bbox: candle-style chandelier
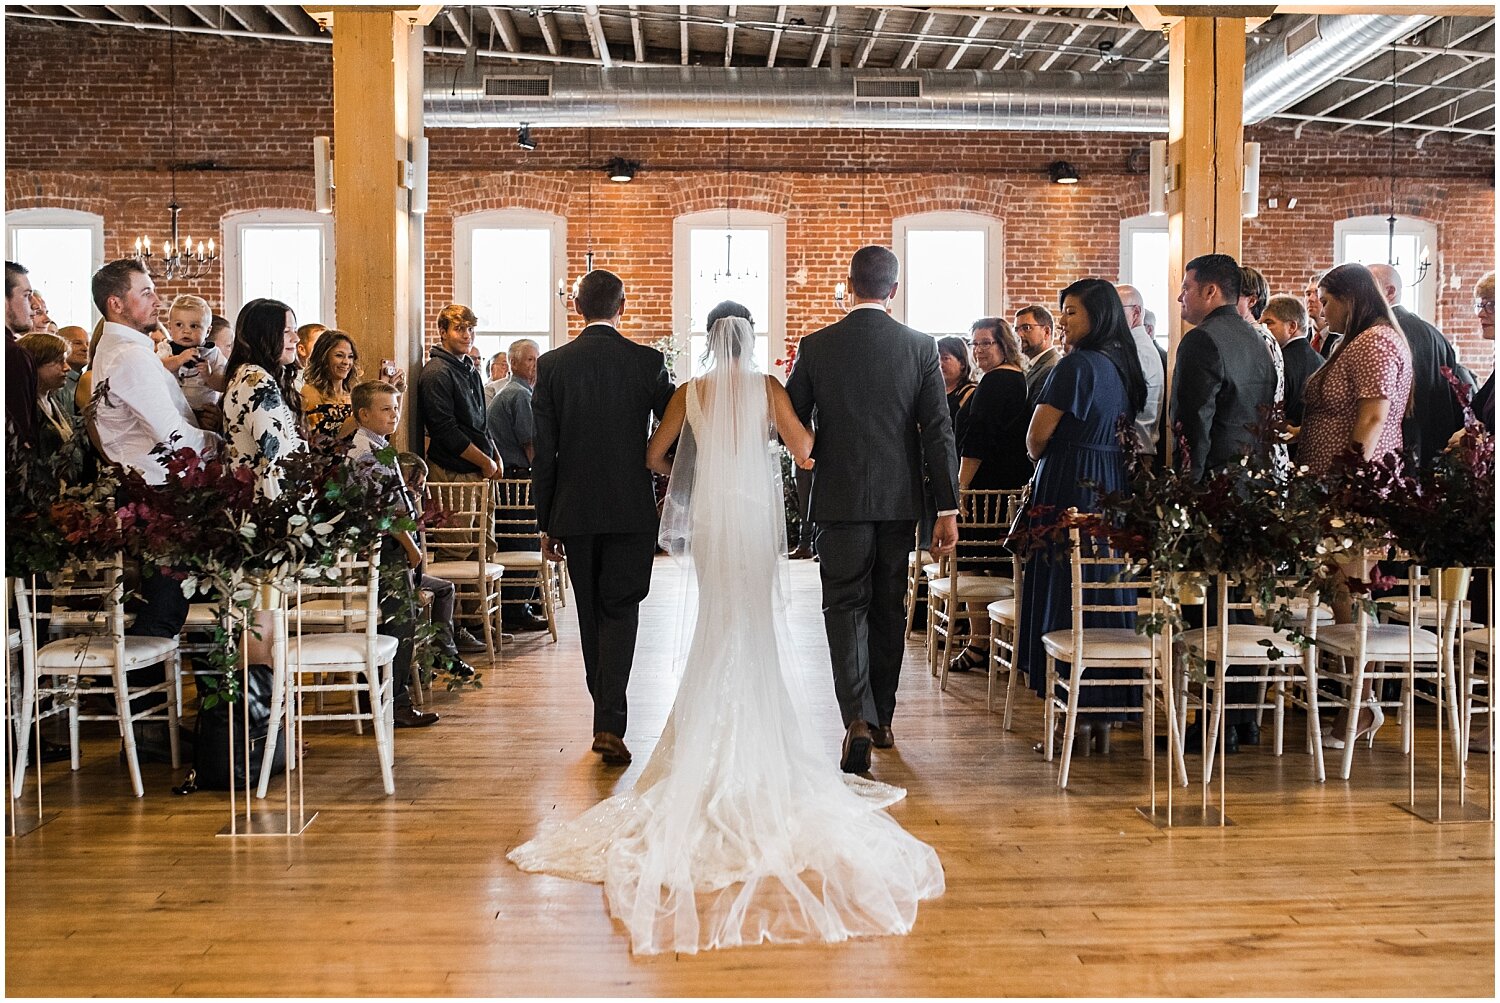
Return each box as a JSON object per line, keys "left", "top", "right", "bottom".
{"left": 702, "top": 128, "right": 757, "bottom": 286}
{"left": 132, "top": 8, "right": 218, "bottom": 282}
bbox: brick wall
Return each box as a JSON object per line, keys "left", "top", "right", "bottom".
{"left": 7, "top": 19, "right": 1495, "bottom": 372}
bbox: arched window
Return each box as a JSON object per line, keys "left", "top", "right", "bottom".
{"left": 1120, "top": 214, "right": 1170, "bottom": 348}
{"left": 223, "top": 209, "right": 335, "bottom": 328}
{"left": 892, "top": 211, "right": 1004, "bottom": 337}
{"left": 1335, "top": 215, "right": 1439, "bottom": 322}
{"left": 454, "top": 208, "right": 568, "bottom": 362}
{"left": 672, "top": 209, "right": 786, "bottom": 378}
{"left": 5, "top": 208, "right": 105, "bottom": 329}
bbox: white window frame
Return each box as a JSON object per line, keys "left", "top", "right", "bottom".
{"left": 222, "top": 208, "right": 336, "bottom": 327}
{"left": 891, "top": 211, "right": 1005, "bottom": 334}
{"left": 5, "top": 207, "right": 106, "bottom": 326}
{"left": 671, "top": 208, "right": 787, "bottom": 379}
{"left": 1120, "top": 214, "right": 1171, "bottom": 349}
{"left": 1334, "top": 215, "right": 1439, "bottom": 322}
{"left": 454, "top": 208, "right": 568, "bottom": 359}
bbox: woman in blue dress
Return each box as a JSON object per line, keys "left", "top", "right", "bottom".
{"left": 1017, "top": 278, "right": 1147, "bottom": 753}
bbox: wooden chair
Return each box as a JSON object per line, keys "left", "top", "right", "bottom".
{"left": 259, "top": 552, "right": 397, "bottom": 797}
{"left": 1461, "top": 623, "right": 1492, "bottom": 760}
{"left": 424, "top": 481, "right": 505, "bottom": 660}
{"left": 11, "top": 555, "right": 182, "bottom": 798}
{"left": 492, "top": 478, "right": 557, "bottom": 642}
{"left": 903, "top": 539, "right": 935, "bottom": 637}
{"left": 928, "top": 488, "right": 1023, "bottom": 689}
{"left": 986, "top": 546, "right": 1025, "bottom": 727}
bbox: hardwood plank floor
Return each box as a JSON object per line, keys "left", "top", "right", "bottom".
{"left": 6, "top": 557, "right": 1494, "bottom": 996}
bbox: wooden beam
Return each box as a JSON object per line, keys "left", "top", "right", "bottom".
{"left": 627, "top": 3, "right": 645, "bottom": 63}
{"left": 223, "top": 5, "right": 278, "bottom": 33}
{"left": 444, "top": 8, "right": 470, "bottom": 48}
{"left": 854, "top": 9, "right": 888, "bottom": 69}
{"left": 766, "top": 4, "right": 787, "bottom": 67}
{"left": 807, "top": 5, "right": 838, "bottom": 68}
{"left": 724, "top": 3, "right": 736, "bottom": 66}
{"left": 679, "top": 4, "right": 689, "bottom": 65}
{"left": 897, "top": 12, "right": 936, "bottom": 69}
{"left": 942, "top": 13, "right": 990, "bottom": 71}
{"left": 537, "top": 9, "right": 559, "bottom": 55}
{"left": 487, "top": 6, "right": 519, "bottom": 53}
{"left": 584, "top": 4, "right": 612, "bottom": 68}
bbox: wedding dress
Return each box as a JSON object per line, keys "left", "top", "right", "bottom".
{"left": 507, "top": 317, "right": 944, "bottom": 955}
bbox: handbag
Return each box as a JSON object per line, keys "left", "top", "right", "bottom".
{"left": 176, "top": 663, "right": 287, "bottom": 793}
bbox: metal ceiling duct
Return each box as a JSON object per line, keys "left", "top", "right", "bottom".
{"left": 423, "top": 15, "right": 1436, "bottom": 131}
{"left": 425, "top": 67, "right": 1168, "bottom": 131}
{"left": 1242, "top": 13, "right": 1436, "bottom": 124}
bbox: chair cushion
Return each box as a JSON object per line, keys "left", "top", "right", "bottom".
{"left": 491, "top": 551, "right": 545, "bottom": 568}
{"left": 909, "top": 550, "right": 934, "bottom": 566}
{"left": 928, "top": 576, "right": 1015, "bottom": 601}
{"left": 1315, "top": 623, "right": 1440, "bottom": 658}
{"left": 1463, "top": 627, "right": 1493, "bottom": 649}
{"left": 285, "top": 633, "right": 399, "bottom": 667}
{"left": 425, "top": 560, "right": 505, "bottom": 582}
{"left": 987, "top": 598, "right": 1017, "bottom": 622}
{"left": 1181, "top": 625, "right": 1306, "bottom": 660}
{"left": 1041, "top": 628, "right": 1154, "bottom": 662}
{"left": 36, "top": 634, "right": 177, "bottom": 671}
{"left": 922, "top": 562, "right": 942, "bottom": 579}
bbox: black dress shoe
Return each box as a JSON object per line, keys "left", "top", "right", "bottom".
{"left": 840, "top": 721, "right": 872, "bottom": 774}
{"left": 871, "top": 724, "right": 894, "bottom": 749}
{"left": 1235, "top": 721, "right": 1261, "bottom": 746}
{"left": 440, "top": 656, "right": 477, "bottom": 679}
{"left": 38, "top": 738, "right": 70, "bottom": 763}
{"left": 393, "top": 704, "right": 440, "bottom": 728}
{"left": 592, "top": 731, "right": 632, "bottom": 765}
{"left": 1171, "top": 721, "right": 1239, "bottom": 755}
{"left": 788, "top": 546, "right": 814, "bottom": 560}
{"left": 504, "top": 612, "right": 550, "bottom": 632}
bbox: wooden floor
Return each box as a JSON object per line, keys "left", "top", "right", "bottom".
{"left": 5, "top": 557, "right": 1494, "bottom": 996}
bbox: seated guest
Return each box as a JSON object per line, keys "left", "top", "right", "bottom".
{"left": 209, "top": 313, "right": 234, "bottom": 359}
{"left": 17, "top": 331, "right": 76, "bottom": 474}
{"left": 1018, "top": 278, "right": 1146, "bottom": 752}
{"left": 486, "top": 337, "right": 549, "bottom": 632}
{"left": 1262, "top": 294, "right": 1322, "bottom": 429}
{"left": 1300, "top": 263, "right": 1413, "bottom": 749}
{"left": 300, "top": 329, "right": 361, "bottom": 440}
{"left": 937, "top": 335, "right": 978, "bottom": 464}
{"left": 54, "top": 325, "right": 89, "bottom": 423}
{"left": 483, "top": 351, "right": 509, "bottom": 406}
{"left": 223, "top": 299, "right": 306, "bottom": 500}
{"left": 398, "top": 450, "right": 490, "bottom": 660}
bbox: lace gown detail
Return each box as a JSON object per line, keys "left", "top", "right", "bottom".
{"left": 508, "top": 332, "right": 944, "bottom": 956}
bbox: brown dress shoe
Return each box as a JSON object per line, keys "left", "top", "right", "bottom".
{"left": 871, "top": 724, "right": 894, "bottom": 749}
{"left": 592, "top": 731, "right": 632, "bottom": 765}
{"left": 840, "top": 720, "right": 873, "bottom": 774}
{"left": 393, "top": 704, "right": 440, "bottom": 728}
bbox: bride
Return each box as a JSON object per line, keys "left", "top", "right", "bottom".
{"left": 507, "top": 314, "right": 945, "bottom": 955}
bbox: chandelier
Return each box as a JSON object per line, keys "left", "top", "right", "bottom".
{"left": 132, "top": 9, "right": 218, "bottom": 282}
{"left": 704, "top": 129, "right": 756, "bottom": 285}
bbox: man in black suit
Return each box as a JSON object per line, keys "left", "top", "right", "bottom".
{"left": 1171, "top": 253, "right": 1279, "bottom": 480}
{"left": 1366, "top": 263, "right": 1472, "bottom": 471}
{"left": 533, "top": 270, "right": 674, "bottom": 766}
{"left": 1262, "top": 294, "right": 1323, "bottom": 432}
{"left": 787, "top": 246, "right": 959, "bottom": 774}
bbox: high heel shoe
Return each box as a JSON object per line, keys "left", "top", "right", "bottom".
{"left": 947, "top": 645, "right": 986, "bottom": 674}
{"left": 1322, "top": 699, "right": 1386, "bottom": 750}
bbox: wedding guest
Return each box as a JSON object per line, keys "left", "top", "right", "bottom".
{"left": 1471, "top": 271, "right": 1495, "bottom": 436}
{"left": 53, "top": 325, "right": 89, "bottom": 422}
{"left": 209, "top": 314, "right": 234, "bottom": 358}
{"left": 6, "top": 261, "right": 40, "bottom": 449}
{"left": 1114, "top": 283, "right": 1166, "bottom": 459}
{"left": 1171, "top": 254, "right": 1278, "bottom": 479}
{"left": 1015, "top": 304, "right": 1060, "bottom": 406}
{"left": 17, "top": 331, "right": 75, "bottom": 472}
{"left": 1143, "top": 308, "right": 1158, "bottom": 343}
{"left": 486, "top": 337, "right": 549, "bottom": 632}
{"left": 292, "top": 322, "right": 325, "bottom": 392}
{"left": 300, "top": 328, "right": 361, "bottom": 440}
{"left": 397, "top": 450, "right": 487, "bottom": 665}
{"left": 483, "top": 351, "right": 510, "bottom": 406}
{"left": 163, "top": 294, "right": 228, "bottom": 428}
{"left": 347, "top": 380, "right": 441, "bottom": 728}
{"left": 418, "top": 304, "right": 501, "bottom": 483}
{"left": 938, "top": 335, "right": 977, "bottom": 464}
{"left": 1367, "top": 263, "right": 1468, "bottom": 470}
{"left": 1017, "top": 278, "right": 1146, "bottom": 752}
{"left": 968, "top": 317, "right": 1004, "bottom": 376}
{"left": 28, "top": 290, "right": 57, "bottom": 334}
{"left": 1307, "top": 269, "right": 1338, "bottom": 358}
{"left": 223, "top": 298, "right": 306, "bottom": 499}
{"left": 1262, "top": 294, "right": 1322, "bottom": 429}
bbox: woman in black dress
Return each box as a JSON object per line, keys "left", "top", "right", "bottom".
{"left": 937, "top": 335, "right": 978, "bottom": 465}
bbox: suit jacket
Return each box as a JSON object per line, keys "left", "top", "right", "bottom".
{"left": 1025, "top": 346, "right": 1062, "bottom": 407}
{"left": 1170, "top": 304, "right": 1278, "bottom": 480}
{"left": 1280, "top": 336, "right": 1324, "bottom": 427}
{"left": 1392, "top": 304, "right": 1464, "bottom": 470}
{"left": 786, "top": 307, "right": 958, "bottom": 522}
{"left": 531, "top": 324, "right": 673, "bottom": 537}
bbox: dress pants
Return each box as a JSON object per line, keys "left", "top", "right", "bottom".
{"left": 558, "top": 531, "right": 656, "bottom": 737}
{"left": 815, "top": 520, "right": 913, "bottom": 729}
{"left": 123, "top": 565, "right": 188, "bottom": 712}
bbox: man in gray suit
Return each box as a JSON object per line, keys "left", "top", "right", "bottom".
{"left": 787, "top": 246, "right": 959, "bottom": 774}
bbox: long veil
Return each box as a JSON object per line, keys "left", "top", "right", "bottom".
{"left": 509, "top": 317, "right": 945, "bottom": 955}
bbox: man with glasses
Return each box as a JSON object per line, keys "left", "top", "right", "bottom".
{"left": 1472, "top": 274, "right": 1495, "bottom": 436}
{"left": 1014, "top": 304, "right": 1060, "bottom": 407}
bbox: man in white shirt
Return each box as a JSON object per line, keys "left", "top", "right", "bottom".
{"left": 1114, "top": 283, "right": 1167, "bottom": 459}
{"left": 91, "top": 259, "right": 221, "bottom": 485}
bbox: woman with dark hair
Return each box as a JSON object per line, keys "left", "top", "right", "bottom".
{"left": 1016, "top": 278, "right": 1145, "bottom": 753}
{"left": 223, "top": 298, "right": 306, "bottom": 500}
{"left": 16, "top": 331, "right": 76, "bottom": 473}
{"left": 937, "top": 335, "right": 978, "bottom": 463}
{"left": 300, "top": 329, "right": 361, "bottom": 439}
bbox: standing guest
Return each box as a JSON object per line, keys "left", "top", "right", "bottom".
{"left": 1143, "top": 308, "right": 1158, "bottom": 343}
{"left": 6, "top": 261, "right": 39, "bottom": 449}
{"left": 1307, "top": 270, "right": 1339, "bottom": 358}
{"left": 532, "top": 270, "right": 675, "bottom": 766}
{"left": 1016, "top": 304, "right": 1061, "bottom": 407}
{"left": 419, "top": 304, "right": 501, "bottom": 484}
{"left": 1367, "top": 263, "right": 1469, "bottom": 471}
{"left": 1471, "top": 272, "right": 1496, "bottom": 436}
{"left": 28, "top": 291, "right": 57, "bottom": 335}
{"left": 937, "top": 335, "right": 978, "bottom": 464}
{"left": 1171, "top": 254, "right": 1278, "bottom": 479}
{"left": 486, "top": 337, "right": 549, "bottom": 632}
{"left": 484, "top": 351, "right": 510, "bottom": 406}
{"left": 346, "top": 380, "right": 441, "bottom": 728}
{"left": 1262, "top": 294, "right": 1323, "bottom": 429}
{"left": 17, "top": 332, "right": 75, "bottom": 472}
{"left": 208, "top": 314, "right": 234, "bottom": 359}
{"left": 300, "top": 329, "right": 361, "bottom": 440}
{"left": 1114, "top": 283, "right": 1167, "bottom": 459}
{"left": 292, "top": 322, "right": 325, "bottom": 393}
{"left": 1299, "top": 263, "right": 1413, "bottom": 749}
{"left": 1237, "top": 266, "right": 1289, "bottom": 475}
{"left": 223, "top": 299, "right": 305, "bottom": 499}
{"left": 54, "top": 324, "right": 89, "bottom": 423}
{"left": 968, "top": 317, "right": 1005, "bottom": 376}
{"left": 787, "top": 245, "right": 958, "bottom": 772}
{"left": 1017, "top": 279, "right": 1146, "bottom": 751}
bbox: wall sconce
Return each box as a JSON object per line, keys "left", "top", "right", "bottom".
{"left": 833, "top": 282, "right": 847, "bottom": 312}
{"left": 1049, "top": 161, "right": 1080, "bottom": 185}
{"left": 517, "top": 123, "right": 536, "bottom": 151}
{"left": 606, "top": 157, "right": 639, "bottom": 183}
{"left": 1147, "top": 140, "right": 1167, "bottom": 216}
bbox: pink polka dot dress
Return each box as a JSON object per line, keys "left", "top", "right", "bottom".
{"left": 1299, "top": 323, "right": 1412, "bottom": 478}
